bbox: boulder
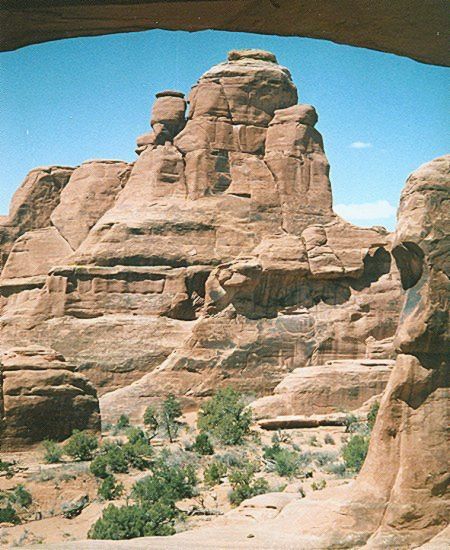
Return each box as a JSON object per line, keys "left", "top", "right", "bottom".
{"left": 151, "top": 90, "right": 186, "bottom": 144}
{"left": 0, "top": 346, "right": 100, "bottom": 450}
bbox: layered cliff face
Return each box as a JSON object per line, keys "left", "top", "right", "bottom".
{"left": 0, "top": 49, "right": 403, "bottom": 429}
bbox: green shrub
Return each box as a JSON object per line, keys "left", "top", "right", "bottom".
{"left": 308, "top": 435, "right": 320, "bottom": 447}
{"left": 204, "top": 460, "right": 227, "bottom": 487}
{"left": 342, "top": 435, "right": 369, "bottom": 472}
{"left": 90, "top": 455, "right": 109, "bottom": 479}
{"left": 367, "top": 401, "right": 380, "bottom": 430}
{"left": 297, "top": 451, "right": 312, "bottom": 467}
{"left": 228, "top": 461, "right": 269, "bottom": 505}
{"left": 42, "top": 440, "right": 63, "bottom": 464}
{"left": 343, "top": 414, "right": 359, "bottom": 433}
{"left": 116, "top": 414, "right": 130, "bottom": 430}
{"left": 198, "top": 387, "right": 252, "bottom": 446}
{"left": 143, "top": 406, "right": 159, "bottom": 437}
{"left": 122, "top": 441, "right": 152, "bottom": 470}
{"left": 64, "top": 430, "right": 98, "bottom": 461}
{"left": 160, "top": 394, "right": 183, "bottom": 442}
{"left": 192, "top": 432, "right": 214, "bottom": 456}
{"left": 273, "top": 449, "right": 302, "bottom": 478}
{"left": 126, "top": 427, "right": 148, "bottom": 446}
{"left": 88, "top": 449, "right": 197, "bottom": 540}
{"left": 0, "top": 460, "right": 14, "bottom": 478}
{"left": 104, "top": 444, "right": 129, "bottom": 474}
{"left": 0, "top": 485, "right": 32, "bottom": 525}
{"left": 88, "top": 503, "right": 177, "bottom": 539}
{"left": 311, "top": 479, "right": 327, "bottom": 491}
{"left": 131, "top": 459, "right": 197, "bottom": 506}
{"left": 215, "top": 452, "right": 242, "bottom": 468}
{"left": 324, "top": 434, "right": 335, "bottom": 445}
{"left": 98, "top": 475, "right": 124, "bottom": 501}
{"left": 9, "top": 485, "right": 32, "bottom": 508}
{"left": 97, "top": 436, "right": 153, "bottom": 474}
{"left": 325, "top": 461, "right": 348, "bottom": 478}
{"left": 262, "top": 438, "right": 282, "bottom": 461}
{"left": 263, "top": 437, "right": 304, "bottom": 477}
{"left": 0, "top": 459, "right": 13, "bottom": 471}
{"left": 0, "top": 503, "right": 20, "bottom": 524}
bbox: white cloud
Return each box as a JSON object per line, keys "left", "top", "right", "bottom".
{"left": 334, "top": 199, "right": 396, "bottom": 221}
{"left": 350, "top": 141, "right": 373, "bottom": 149}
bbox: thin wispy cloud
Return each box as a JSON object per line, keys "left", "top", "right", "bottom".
{"left": 334, "top": 199, "right": 396, "bottom": 221}
{"left": 350, "top": 141, "right": 373, "bottom": 149}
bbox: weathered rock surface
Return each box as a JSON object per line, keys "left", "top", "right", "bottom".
{"left": 0, "top": 227, "right": 73, "bottom": 280}
{"left": 350, "top": 155, "right": 450, "bottom": 547}
{"left": 0, "top": 346, "right": 100, "bottom": 449}
{"left": 0, "top": 166, "right": 74, "bottom": 271}
{"left": 151, "top": 90, "right": 186, "bottom": 144}
{"left": 251, "top": 359, "right": 394, "bottom": 419}
{"left": 51, "top": 160, "right": 132, "bottom": 249}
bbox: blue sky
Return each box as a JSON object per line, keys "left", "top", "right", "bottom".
{"left": 0, "top": 29, "right": 448, "bottom": 230}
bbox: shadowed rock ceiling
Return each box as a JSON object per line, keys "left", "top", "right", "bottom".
{"left": 0, "top": 0, "right": 448, "bottom": 66}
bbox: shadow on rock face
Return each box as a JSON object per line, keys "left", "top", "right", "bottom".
{"left": 350, "top": 246, "right": 392, "bottom": 291}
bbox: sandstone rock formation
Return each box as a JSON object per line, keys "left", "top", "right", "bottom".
{"left": 1, "top": 1, "right": 448, "bottom": 67}
{"left": 0, "top": 51, "right": 403, "bottom": 406}
{"left": 0, "top": 166, "right": 74, "bottom": 272}
{"left": 150, "top": 90, "right": 187, "bottom": 145}
{"left": 0, "top": 48, "right": 447, "bottom": 548}
{"left": 351, "top": 154, "right": 449, "bottom": 547}
{"left": 50, "top": 160, "right": 132, "bottom": 250}
{"left": 0, "top": 346, "right": 100, "bottom": 450}
{"left": 250, "top": 359, "right": 394, "bottom": 419}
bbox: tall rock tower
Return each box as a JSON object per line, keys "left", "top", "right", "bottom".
{"left": 0, "top": 50, "right": 402, "bottom": 416}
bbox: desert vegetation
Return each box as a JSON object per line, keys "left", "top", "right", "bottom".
{"left": 0, "top": 392, "right": 380, "bottom": 544}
